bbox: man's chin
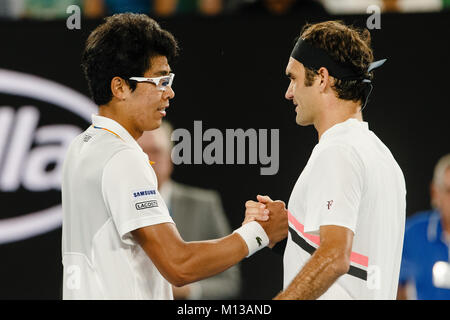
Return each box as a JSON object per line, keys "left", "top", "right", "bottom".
{"left": 143, "top": 120, "right": 162, "bottom": 132}
{"left": 295, "top": 116, "right": 311, "bottom": 126}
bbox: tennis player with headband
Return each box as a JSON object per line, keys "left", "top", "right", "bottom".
{"left": 61, "top": 13, "right": 288, "bottom": 299}
{"left": 245, "top": 21, "right": 406, "bottom": 299}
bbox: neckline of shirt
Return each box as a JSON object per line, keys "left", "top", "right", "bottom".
{"left": 319, "top": 118, "right": 369, "bottom": 143}
{"left": 91, "top": 114, "right": 143, "bottom": 152}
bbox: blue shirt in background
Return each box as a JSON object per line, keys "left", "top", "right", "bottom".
{"left": 400, "top": 210, "right": 450, "bottom": 299}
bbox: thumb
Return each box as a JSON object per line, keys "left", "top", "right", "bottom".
{"left": 257, "top": 194, "right": 273, "bottom": 204}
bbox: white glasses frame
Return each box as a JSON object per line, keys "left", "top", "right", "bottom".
{"left": 129, "top": 73, "right": 175, "bottom": 91}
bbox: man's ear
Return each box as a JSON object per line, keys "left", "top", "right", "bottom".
{"left": 110, "top": 76, "right": 131, "bottom": 101}
{"left": 317, "top": 67, "right": 331, "bottom": 93}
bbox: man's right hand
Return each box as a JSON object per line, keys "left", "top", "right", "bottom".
{"left": 244, "top": 195, "right": 288, "bottom": 248}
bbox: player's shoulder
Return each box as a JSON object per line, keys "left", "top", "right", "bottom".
{"left": 313, "top": 138, "right": 361, "bottom": 165}
{"left": 74, "top": 125, "right": 133, "bottom": 155}
{"left": 106, "top": 146, "right": 147, "bottom": 168}
{"left": 85, "top": 131, "right": 147, "bottom": 172}
{"left": 322, "top": 133, "right": 363, "bottom": 156}
{"left": 66, "top": 128, "right": 89, "bottom": 152}
{"left": 321, "top": 119, "right": 373, "bottom": 148}
{"left": 96, "top": 129, "right": 132, "bottom": 151}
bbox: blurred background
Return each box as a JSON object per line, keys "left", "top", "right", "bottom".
{"left": 0, "top": 0, "right": 449, "bottom": 299}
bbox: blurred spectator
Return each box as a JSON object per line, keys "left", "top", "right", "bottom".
{"left": 155, "top": 0, "right": 224, "bottom": 17}
{"left": 444, "top": 0, "right": 450, "bottom": 9}
{"left": 237, "top": 0, "right": 326, "bottom": 15}
{"left": 0, "top": 0, "right": 24, "bottom": 19}
{"left": 398, "top": 154, "right": 450, "bottom": 299}
{"left": 396, "top": 0, "right": 442, "bottom": 12}
{"left": 153, "top": 0, "right": 177, "bottom": 16}
{"left": 320, "top": 0, "right": 382, "bottom": 14}
{"left": 137, "top": 122, "right": 241, "bottom": 300}
{"left": 83, "top": 0, "right": 223, "bottom": 18}
{"left": 83, "top": 0, "right": 151, "bottom": 18}
{"left": 320, "top": 0, "right": 442, "bottom": 14}
{"left": 383, "top": 0, "right": 400, "bottom": 12}
{"left": 9, "top": 0, "right": 82, "bottom": 19}
{"left": 198, "top": 0, "right": 223, "bottom": 15}
{"left": 2, "top": 0, "right": 449, "bottom": 19}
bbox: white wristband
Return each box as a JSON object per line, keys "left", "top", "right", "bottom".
{"left": 233, "top": 221, "right": 269, "bottom": 257}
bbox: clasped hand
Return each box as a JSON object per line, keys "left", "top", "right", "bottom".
{"left": 243, "top": 195, "right": 288, "bottom": 248}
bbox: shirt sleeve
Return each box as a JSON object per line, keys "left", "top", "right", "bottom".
{"left": 303, "top": 144, "right": 364, "bottom": 235}
{"left": 102, "top": 148, "right": 174, "bottom": 246}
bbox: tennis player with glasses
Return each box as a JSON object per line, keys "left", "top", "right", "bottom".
{"left": 129, "top": 73, "right": 175, "bottom": 89}
{"left": 61, "top": 13, "right": 288, "bottom": 299}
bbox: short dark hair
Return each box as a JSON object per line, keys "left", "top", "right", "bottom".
{"left": 81, "top": 13, "right": 179, "bottom": 105}
{"left": 300, "top": 21, "right": 374, "bottom": 104}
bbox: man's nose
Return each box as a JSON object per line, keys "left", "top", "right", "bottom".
{"left": 285, "top": 83, "right": 293, "bottom": 100}
{"left": 164, "top": 86, "right": 175, "bottom": 99}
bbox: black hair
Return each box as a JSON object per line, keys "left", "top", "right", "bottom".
{"left": 81, "top": 13, "right": 179, "bottom": 105}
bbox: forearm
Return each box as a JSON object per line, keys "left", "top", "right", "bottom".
{"left": 133, "top": 222, "right": 265, "bottom": 288}
{"left": 171, "top": 233, "right": 247, "bottom": 286}
{"left": 275, "top": 245, "right": 348, "bottom": 300}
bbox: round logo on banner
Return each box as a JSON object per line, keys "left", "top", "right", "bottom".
{"left": 0, "top": 69, "right": 97, "bottom": 244}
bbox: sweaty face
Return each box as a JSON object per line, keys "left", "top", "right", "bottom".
{"left": 285, "top": 57, "right": 319, "bottom": 126}
{"left": 127, "top": 55, "right": 174, "bottom": 133}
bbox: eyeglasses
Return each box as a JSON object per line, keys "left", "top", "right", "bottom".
{"left": 129, "top": 73, "right": 175, "bottom": 91}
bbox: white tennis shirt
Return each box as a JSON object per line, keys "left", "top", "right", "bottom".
{"left": 284, "top": 118, "right": 406, "bottom": 299}
{"left": 61, "top": 115, "right": 174, "bottom": 299}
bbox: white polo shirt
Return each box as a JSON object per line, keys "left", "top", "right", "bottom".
{"left": 61, "top": 115, "right": 174, "bottom": 299}
{"left": 284, "top": 118, "right": 406, "bottom": 299}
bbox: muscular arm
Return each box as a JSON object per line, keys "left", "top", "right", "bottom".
{"left": 132, "top": 200, "right": 287, "bottom": 288}
{"left": 275, "top": 225, "right": 354, "bottom": 300}
{"left": 132, "top": 223, "right": 247, "bottom": 287}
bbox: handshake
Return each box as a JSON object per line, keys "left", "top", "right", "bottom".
{"left": 241, "top": 195, "right": 289, "bottom": 251}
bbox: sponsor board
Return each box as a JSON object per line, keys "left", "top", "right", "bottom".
{"left": 0, "top": 69, "right": 97, "bottom": 244}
